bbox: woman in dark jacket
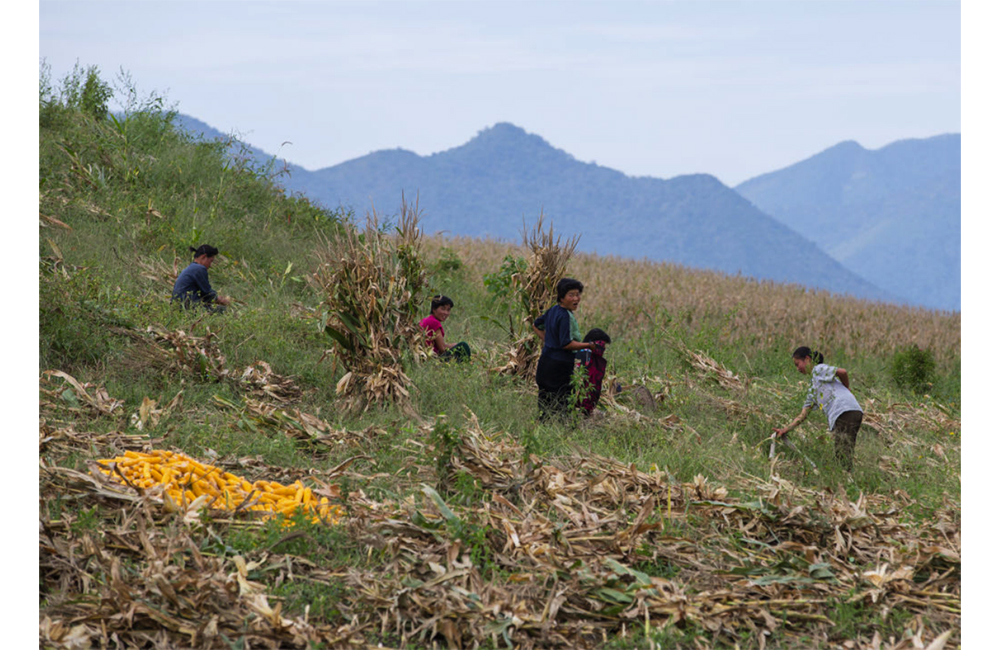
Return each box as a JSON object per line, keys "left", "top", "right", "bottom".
{"left": 532, "top": 278, "right": 596, "bottom": 421}
{"left": 171, "top": 244, "right": 231, "bottom": 313}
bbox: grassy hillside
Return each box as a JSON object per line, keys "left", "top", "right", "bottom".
{"left": 39, "top": 67, "right": 961, "bottom": 649}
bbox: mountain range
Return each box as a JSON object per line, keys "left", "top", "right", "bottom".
{"left": 175, "top": 115, "right": 958, "bottom": 311}
{"left": 735, "top": 135, "right": 959, "bottom": 311}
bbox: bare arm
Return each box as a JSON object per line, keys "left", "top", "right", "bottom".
{"left": 432, "top": 330, "right": 452, "bottom": 353}
{"left": 773, "top": 406, "right": 812, "bottom": 437}
{"left": 563, "top": 341, "right": 594, "bottom": 352}
{"left": 532, "top": 325, "right": 545, "bottom": 341}
{"left": 836, "top": 367, "right": 850, "bottom": 390}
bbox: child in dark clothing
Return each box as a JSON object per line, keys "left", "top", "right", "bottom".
{"left": 575, "top": 328, "right": 611, "bottom": 415}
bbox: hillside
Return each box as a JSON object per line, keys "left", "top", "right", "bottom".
{"left": 735, "top": 135, "right": 960, "bottom": 311}
{"left": 39, "top": 68, "right": 961, "bottom": 650}
{"left": 176, "top": 118, "right": 894, "bottom": 304}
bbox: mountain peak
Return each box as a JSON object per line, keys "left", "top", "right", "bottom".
{"left": 473, "top": 122, "right": 535, "bottom": 142}
{"left": 451, "top": 122, "right": 574, "bottom": 165}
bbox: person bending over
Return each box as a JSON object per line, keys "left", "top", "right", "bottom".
{"left": 773, "top": 346, "right": 864, "bottom": 471}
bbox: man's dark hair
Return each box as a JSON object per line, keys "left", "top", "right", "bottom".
{"left": 556, "top": 278, "right": 584, "bottom": 301}
{"left": 584, "top": 328, "right": 611, "bottom": 344}
{"left": 190, "top": 244, "right": 219, "bottom": 258}
{"left": 430, "top": 295, "right": 454, "bottom": 314}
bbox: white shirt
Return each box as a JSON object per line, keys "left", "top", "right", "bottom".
{"left": 803, "top": 364, "right": 863, "bottom": 430}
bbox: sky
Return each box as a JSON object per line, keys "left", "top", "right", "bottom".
{"left": 36, "top": 0, "right": 961, "bottom": 187}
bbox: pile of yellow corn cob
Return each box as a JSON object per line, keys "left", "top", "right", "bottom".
{"left": 97, "top": 450, "right": 341, "bottom": 524}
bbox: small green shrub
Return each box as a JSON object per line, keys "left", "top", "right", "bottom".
{"left": 482, "top": 253, "right": 526, "bottom": 299}
{"left": 890, "top": 344, "right": 936, "bottom": 394}
{"left": 58, "top": 62, "right": 113, "bottom": 121}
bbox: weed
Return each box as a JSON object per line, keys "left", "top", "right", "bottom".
{"left": 445, "top": 515, "right": 498, "bottom": 574}
{"left": 429, "top": 415, "right": 461, "bottom": 489}
{"left": 889, "top": 344, "right": 936, "bottom": 394}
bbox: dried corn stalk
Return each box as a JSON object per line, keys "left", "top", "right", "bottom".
{"left": 497, "top": 213, "right": 579, "bottom": 378}
{"left": 39, "top": 370, "right": 124, "bottom": 420}
{"left": 136, "top": 254, "right": 180, "bottom": 288}
{"left": 118, "top": 325, "right": 229, "bottom": 381}
{"left": 313, "top": 197, "right": 427, "bottom": 412}
{"left": 685, "top": 347, "right": 748, "bottom": 392}
{"left": 237, "top": 360, "right": 303, "bottom": 403}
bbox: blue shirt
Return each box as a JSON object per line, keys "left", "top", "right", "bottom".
{"left": 535, "top": 305, "right": 579, "bottom": 362}
{"left": 172, "top": 262, "right": 217, "bottom": 307}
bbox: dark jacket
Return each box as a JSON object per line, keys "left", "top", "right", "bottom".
{"left": 172, "top": 262, "right": 217, "bottom": 307}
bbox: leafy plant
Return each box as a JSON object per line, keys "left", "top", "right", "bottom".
{"left": 432, "top": 247, "right": 463, "bottom": 274}
{"left": 429, "top": 415, "right": 460, "bottom": 488}
{"left": 889, "top": 344, "right": 936, "bottom": 394}
{"left": 57, "top": 62, "right": 113, "bottom": 121}
{"left": 482, "top": 253, "right": 527, "bottom": 299}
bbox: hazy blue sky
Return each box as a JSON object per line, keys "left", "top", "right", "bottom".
{"left": 38, "top": 0, "right": 961, "bottom": 186}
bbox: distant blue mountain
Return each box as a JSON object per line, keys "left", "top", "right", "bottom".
{"left": 736, "top": 135, "right": 960, "bottom": 311}
{"left": 174, "top": 116, "right": 895, "bottom": 304}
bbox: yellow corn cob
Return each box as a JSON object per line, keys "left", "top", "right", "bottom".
{"left": 98, "top": 449, "right": 341, "bottom": 526}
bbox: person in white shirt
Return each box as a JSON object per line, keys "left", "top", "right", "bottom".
{"left": 773, "top": 346, "right": 864, "bottom": 471}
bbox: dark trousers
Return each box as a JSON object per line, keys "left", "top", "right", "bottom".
{"left": 833, "top": 410, "right": 864, "bottom": 471}
{"left": 536, "top": 355, "right": 574, "bottom": 421}
{"left": 439, "top": 341, "right": 471, "bottom": 362}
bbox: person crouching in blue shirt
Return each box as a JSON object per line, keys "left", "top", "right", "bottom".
{"left": 532, "top": 278, "right": 597, "bottom": 421}
{"left": 171, "top": 245, "right": 231, "bottom": 313}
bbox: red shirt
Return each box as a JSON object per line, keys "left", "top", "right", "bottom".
{"left": 419, "top": 315, "right": 444, "bottom": 354}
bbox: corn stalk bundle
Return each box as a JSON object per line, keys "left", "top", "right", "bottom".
{"left": 313, "top": 198, "right": 427, "bottom": 413}
{"left": 497, "top": 214, "right": 579, "bottom": 378}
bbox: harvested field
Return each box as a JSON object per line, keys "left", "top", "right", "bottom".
{"left": 40, "top": 400, "right": 959, "bottom": 649}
